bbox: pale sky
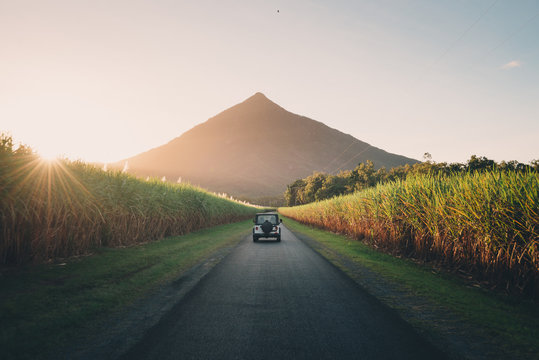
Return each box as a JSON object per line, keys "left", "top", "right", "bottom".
{"left": 1, "top": 0, "right": 538, "bottom": 164}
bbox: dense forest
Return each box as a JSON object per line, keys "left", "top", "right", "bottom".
{"left": 285, "top": 154, "right": 539, "bottom": 206}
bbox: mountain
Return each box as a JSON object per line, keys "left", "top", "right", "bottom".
{"left": 110, "top": 93, "right": 418, "bottom": 203}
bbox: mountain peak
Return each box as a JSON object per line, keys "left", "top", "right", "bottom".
{"left": 229, "top": 92, "right": 282, "bottom": 115}
{"left": 251, "top": 92, "right": 267, "bottom": 99}
{"left": 115, "top": 93, "right": 419, "bottom": 203}
{"left": 243, "top": 92, "right": 272, "bottom": 104}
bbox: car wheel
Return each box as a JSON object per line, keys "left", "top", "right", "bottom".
{"left": 276, "top": 235, "right": 281, "bottom": 242}
{"left": 253, "top": 236, "right": 258, "bottom": 242}
{"left": 261, "top": 221, "right": 273, "bottom": 235}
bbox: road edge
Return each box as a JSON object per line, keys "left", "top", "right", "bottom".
{"left": 65, "top": 234, "right": 250, "bottom": 360}
{"left": 286, "top": 225, "right": 508, "bottom": 360}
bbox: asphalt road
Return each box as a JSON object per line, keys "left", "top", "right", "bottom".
{"left": 121, "top": 225, "right": 445, "bottom": 360}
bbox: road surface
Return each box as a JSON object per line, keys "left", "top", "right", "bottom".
{"left": 121, "top": 225, "right": 445, "bottom": 359}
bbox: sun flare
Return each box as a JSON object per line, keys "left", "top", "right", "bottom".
{"left": 38, "top": 149, "right": 60, "bottom": 163}
{"left": 39, "top": 155, "right": 59, "bottom": 163}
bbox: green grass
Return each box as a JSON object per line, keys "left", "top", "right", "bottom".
{"left": 0, "top": 219, "right": 252, "bottom": 360}
{"left": 279, "top": 170, "right": 539, "bottom": 297}
{"left": 282, "top": 216, "right": 539, "bottom": 357}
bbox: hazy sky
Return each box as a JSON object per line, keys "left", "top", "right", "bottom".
{"left": 1, "top": 0, "right": 538, "bottom": 164}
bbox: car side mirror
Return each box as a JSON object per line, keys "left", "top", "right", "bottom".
{"left": 253, "top": 218, "right": 256, "bottom": 223}
{"left": 280, "top": 219, "right": 283, "bottom": 223}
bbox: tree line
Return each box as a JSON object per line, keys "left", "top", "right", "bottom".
{"left": 284, "top": 154, "right": 539, "bottom": 206}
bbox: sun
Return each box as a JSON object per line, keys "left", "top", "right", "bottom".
{"left": 38, "top": 149, "right": 60, "bottom": 163}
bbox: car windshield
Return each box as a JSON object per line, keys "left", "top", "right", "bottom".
{"left": 256, "top": 215, "right": 278, "bottom": 225}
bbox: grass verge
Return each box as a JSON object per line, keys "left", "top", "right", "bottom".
{"left": 282, "top": 216, "right": 539, "bottom": 359}
{"left": 0, "top": 220, "right": 252, "bottom": 360}
{"left": 280, "top": 170, "right": 539, "bottom": 297}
